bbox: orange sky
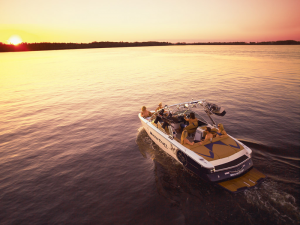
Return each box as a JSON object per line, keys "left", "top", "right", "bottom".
{"left": 0, "top": 0, "right": 299, "bottom": 43}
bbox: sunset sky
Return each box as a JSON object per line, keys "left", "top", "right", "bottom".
{"left": 1, "top": 0, "right": 299, "bottom": 44}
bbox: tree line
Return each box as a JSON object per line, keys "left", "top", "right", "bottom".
{"left": 0, "top": 41, "right": 171, "bottom": 52}
{"left": 0, "top": 40, "right": 299, "bottom": 52}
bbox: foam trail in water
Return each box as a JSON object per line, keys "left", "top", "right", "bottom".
{"left": 244, "top": 181, "right": 300, "bottom": 224}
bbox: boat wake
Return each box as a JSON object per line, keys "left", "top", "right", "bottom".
{"left": 244, "top": 180, "right": 300, "bottom": 224}
{"left": 136, "top": 127, "right": 177, "bottom": 163}
{"left": 239, "top": 139, "right": 300, "bottom": 169}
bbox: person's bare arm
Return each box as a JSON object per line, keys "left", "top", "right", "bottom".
{"left": 184, "top": 138, "right": 194, "bottom": 146}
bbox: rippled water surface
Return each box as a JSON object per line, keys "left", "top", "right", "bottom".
{"left": 0, "top": 45, "right": 299, "bottom": 224}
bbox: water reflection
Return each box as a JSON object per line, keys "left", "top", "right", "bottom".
{"left": 1, "top": 45, "right": 299, "bottom": 224}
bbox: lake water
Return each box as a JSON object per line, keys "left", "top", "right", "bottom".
{"left": 0, "top": 45, "right": 299, "bottom": 224}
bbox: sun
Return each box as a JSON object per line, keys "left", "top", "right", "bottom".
{"left": 8, "top": 35, "right": 22, "bottom": 45}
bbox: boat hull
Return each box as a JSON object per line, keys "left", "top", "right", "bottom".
{"left": 140, "top": 116, "right": 179, "bottom": 161}
{"left": 139, "top": 114, "right": 266, "bottom": 192}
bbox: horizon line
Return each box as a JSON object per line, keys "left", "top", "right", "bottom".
{"left": 1, "top": 39, "right": 300, "bottom": 45}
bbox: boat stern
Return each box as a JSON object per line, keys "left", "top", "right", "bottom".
{"left": 217, "top": 168, "right": 266, "bottom": 193}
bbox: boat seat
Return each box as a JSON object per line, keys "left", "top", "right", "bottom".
{"left": 151, "top": 121, "right": 170, "bottom": 134}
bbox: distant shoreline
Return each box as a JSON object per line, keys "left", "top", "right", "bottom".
{"left": 1, "top": 40, "right": 299, "bottom": 52}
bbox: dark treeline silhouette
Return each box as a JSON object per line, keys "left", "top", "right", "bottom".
{"left": 0, "top": 40, "right": 299, "bottom": 52}
{"left": 0, "top": 41, "right": 171, "bottom": 52}
{"left": 190, "top": 40, "right": 300, "bottom": 45}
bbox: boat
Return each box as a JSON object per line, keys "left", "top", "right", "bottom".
{"left": 138, "top": 99, "right": 266, "bottom": 193}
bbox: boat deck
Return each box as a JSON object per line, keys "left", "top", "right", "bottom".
{"left": 179, "top": 135, "right": 244, "bottom": 161}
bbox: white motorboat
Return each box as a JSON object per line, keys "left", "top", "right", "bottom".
{"left": 138, "top": 99, "right": 266, "bottom": 193}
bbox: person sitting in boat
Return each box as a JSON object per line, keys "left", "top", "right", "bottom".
{"left": 216, "top": 123, "right": 228, "bottom": 138}
{"left": 153, "top": 108, "right": 170, "bottom": 128}
{"left": 181, "top": 130, "right": 194, "bottom": 146}
{"left": 153, "top": 108, "right": 165, "bottom": 124}
{"left": 141, "top": 106, "right": 152, "bottom": 118}
{"left": 155, "top": 102, "right": 163, "bottom": 112}
{"left": 179, "top": 112, "right": 198, "bottom": 131}
{"left": 198, "top": 127, "right": 213, "bottom": 145}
